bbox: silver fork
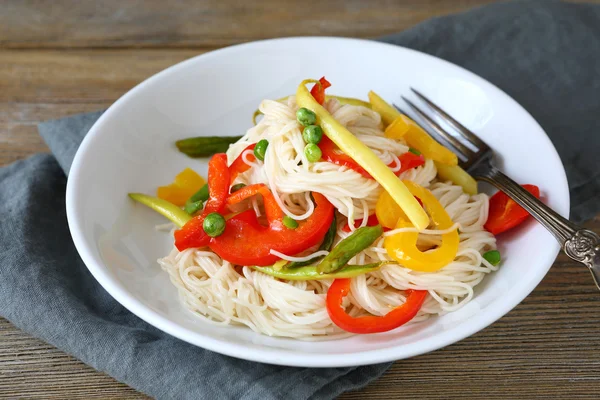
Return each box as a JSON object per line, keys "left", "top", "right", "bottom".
{"left": 396, "top": 89, "right": 600, "bottom": 289}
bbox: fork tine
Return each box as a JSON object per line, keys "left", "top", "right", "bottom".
{"left": 410, "top": 88, "right": 488, "bottom": 150}
{"left": 399, "top": 97, "right": 476, "bottom": 162}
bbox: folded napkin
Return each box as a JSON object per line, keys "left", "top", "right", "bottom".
{"left": 1, "top": 1, "right": 599, "bottom": 399}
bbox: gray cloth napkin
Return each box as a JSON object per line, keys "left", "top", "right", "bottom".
{"left": 2, "top": 1, "right": 599, "bottom": 399}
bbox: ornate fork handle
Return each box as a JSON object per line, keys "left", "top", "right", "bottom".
{"left": 473, "top": 162, "right": 600, "bottom": 287}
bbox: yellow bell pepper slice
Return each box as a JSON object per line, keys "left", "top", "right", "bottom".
{"left": 157, "top": 168, "right": 206, "bottom": 207}
{"left": 384, "top": 181, "right": 459, "bottom": 272}
{"left": 368, "top": 91, "right": 458, "bottom": 166}
{"left": 252, "top": 95, "right": 372, "bottom": 125}
{"left": 297, "top": 80, "right": 429, "bottom": 230}
{"left": 435, "top": 162, "right": 478, "bottom": 195}
{"left": 376, "top": 189, "right": 409, "bottom": 229}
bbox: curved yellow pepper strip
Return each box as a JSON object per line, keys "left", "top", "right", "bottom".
{"left": 252, "top": 94, "right": 372, "bottom": 125}
{"left": 297, "top": 80, "right": 429, "bottom": 231}
{"left": 368, "top": 90, "right": 458, "bottom": 166}
{"left": 384, "top": 180, "right": 459, "bottom": 272}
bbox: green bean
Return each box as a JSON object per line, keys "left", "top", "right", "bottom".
{"left": 128, "top": 193, "right": 191, "bottom": 227}
{"left": 317, "top": 225, "right": 384, "bottom": 274}
{"left": 175, "top": 135, "right": 243, "bottom": 158}
{"left": 253, "top": 262, "right": 391, "bottom": 281}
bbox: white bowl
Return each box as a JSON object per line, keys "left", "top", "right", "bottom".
{"left": 66, "top": 37, "right": 569, "bottom": 367}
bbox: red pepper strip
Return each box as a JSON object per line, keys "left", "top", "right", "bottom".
{"left": 210, "top": 189, "right": 334, "bottom": 266}
{"left": 326, "top": 279, "right": 427, "bottom": 334}
{"left": 225, "top": 183, "right": 283, "bottom": 222}
{"left": 319, "top": 135, "right": 372, "bottom": 177}
{"left": 397, "top": 152, "right": 425, "bottom": 175}
{"left": 319, "top": 136, "right": 425, "bottom": 179}
{"left": 174, "top": 154, "right": 230, "bottom": 251}
{"left": 484, "top": 184, "right": 540, "bottom": 235}
{"left": 342, "top": 214, "right": 380, "bottom": 232}
{"left": 310, "top": 77, "right": 332, "bottom": 105}
{"left": 229, "top": 143, "right": 256, "bottom": 185}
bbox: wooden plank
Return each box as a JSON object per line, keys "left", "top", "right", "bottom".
{"left": 0, "top": 0, "right": 502, "bottom": 49}
{"left": 0, "top": 49, "right": 202, "bottom": 103}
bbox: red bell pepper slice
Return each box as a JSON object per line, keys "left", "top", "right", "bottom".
{"left": 342, "top": 214, "right": 380, "bottom": 232}
{"left": 326, "top": 278, "right": 427, "bottom": 334}
{"left": 310, "top": 77, "right": 332, "bottom": 105}
{"left": 210, "top": 185, "right": 335, "bottom": 266}
{"left": 484, "top": 184, "right": 540, "bottom": 235}
{"left": 174, "top": 153, "right": 230, "bottom": 250}
{"left": 229, "top": 143, "right": 256, "bottom": 185}
{"left": 319, "top": 136, "right": 425, "bottom": 179}
{"left": 396, "top": 152, "right": 426, "bottom": 175}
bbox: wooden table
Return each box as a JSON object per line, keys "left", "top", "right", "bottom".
{"left": 1, "top": 1, "right": 599, "bottom": 398}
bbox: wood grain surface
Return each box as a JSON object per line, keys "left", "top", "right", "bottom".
{"left": 1, "top": 1, "right": 599, "bottom": 399}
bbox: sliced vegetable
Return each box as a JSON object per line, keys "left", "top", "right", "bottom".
{"left": 297, "top": 80, "right": 428, "bottom": 230}
{"left": 297, "top": 107, "right": 317, "bottom": 126}
{"left": 210, "top": 184, "right": 335, "bottom": 265}
{"left": 302, "top": 125, "right": 323, "bottom": 144}
{"left": 175, "top": 136, "right": 243, "bottom": 158}
{"left": 184, "top": 184, "right": 210, "bottom": 215}
{"left": 203, "top": 212, "right": 226, "bottom": 237}
{"left": 317, "top": 225, "right": 384, "bottom": 274}
{"left": 157, "top": 168, "right": 206, "bottom": 207}
{"left": 304, "top": 143, "right": 322, "bottom": 162}
{"left": 286, "top": 215, "right": 337, "bottom": 268}
{"left": 309, "top": 76, "right": 332, "bottom": 105}
{"left": 128, "top": 193, "right": 191, "bottom": 228}
{"left": 367, "top": 90, "right": 401, "bottom": 126}
{"left": 376, "top": 190, "right": 409, "bottom": 229}
{"left": 320, "top": 137, "right": 424, "bottom": 179}
{"left": 254, "top": 262, "right": 387, "bottom": 281}
{"left": 253, "top": 139, "right": 269, "bottom": 161}
{"left": 484, "top": 184, "right": 540, "bottom": 235}
{"left": 184, "top": 200, "right": 203, "bottom": 215}
{"left": 326, "top": 279, "right": 427, "bottom": 334}
{"left": 368, "top": 91, "right": 458, "bottom": 166}
{"left": 229, "top": 143, "right": 256, "bottom": 184}
{"left": 283, "top": 215, "right": 299, "bottom": 229}
{"left": 384, "top": 180, "right": 459, "bottom": 272}
{"left": 397, "top": 152, "right": 425, "bottom": 175}
{"left": 328, "top": 96, "right": 372, "bottom": 109}
{"left": 319, "top": 135, "right": 370, "bottom": 177}
{"left": 174, "top": 154, "right": 230, "bottom": 251}
{"left": 230, "top": 183, "right": 247, "bottom": 193}
{"left": 483, "top": 250, "right": 501, "bottom": 266}
{"left": 435, "top": 162, "right": 478, "bottom": 195}
{"left": 342, "top": 214, "right": 379, "bottom": 232}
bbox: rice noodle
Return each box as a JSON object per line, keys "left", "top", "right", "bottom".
{"left": 158, "top": 96, "right": 497, "bottom": 340}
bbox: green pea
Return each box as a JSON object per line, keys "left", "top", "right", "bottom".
{"left": 302, "top": 125, "right": 323, "bottom": 144}
{"left": 253, "top": 139, "right": 269, "bottom": 161}
{"left": 483, "top": 250, "right": 501, "bottom": 266}
{"left": 184, "top": 200, "right": 203, "bottom": 215}
{"left": 203, "top": 212, "right": 226, "bottom": 237}
{"left": 296, "top": 108, "right": 317, "bottom": 126}
{"left": 230, "top": 183, "right": 246, "bottom": 193}
{"left": 283, "top": 215, "right": 299, "bottom": 229}
{"left": 304, "top": 143, "right": 322, "bottom": 162}
{"left": 408, "top": 147, "right": 422, "bottom": 156}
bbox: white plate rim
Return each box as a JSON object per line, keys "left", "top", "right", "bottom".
{"left": 66, "top": 36, "right": 570, "bottom": 367}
